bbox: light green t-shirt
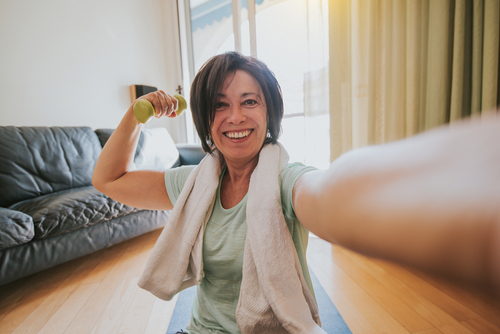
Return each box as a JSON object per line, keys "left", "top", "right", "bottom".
{"left": 164, "top": 163, "right": 317, "bottom": 334}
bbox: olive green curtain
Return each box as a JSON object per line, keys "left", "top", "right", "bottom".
{"left": 329, "top": 0, "right": 500, "bottom": 161}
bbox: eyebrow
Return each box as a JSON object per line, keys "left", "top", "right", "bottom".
{"left": 217, "top": 92, "right": 262, "bottom": 101}
{"left": 242, "top": 92, "right": 261, "bottom": 99}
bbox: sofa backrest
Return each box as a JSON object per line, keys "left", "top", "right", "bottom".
{"left": 0, "top": 127, "right": 102, "bottom": 208}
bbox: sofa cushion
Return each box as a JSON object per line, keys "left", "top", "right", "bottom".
{"left": 9, "top": 186, "right": 140, "bottom": 240}
{"left": 0, "top": 126, "right": 102, "bottom": 208}
{"left": 95, "top": 128, "right": 180, "bottom": 170}
{"left": 0, "top": 208, "right": 35, "bottom": 250}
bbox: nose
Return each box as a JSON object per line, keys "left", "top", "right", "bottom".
{"left": 227, "top": 104, "right": 246, "bottom": 124}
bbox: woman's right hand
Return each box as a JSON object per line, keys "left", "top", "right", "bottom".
{"left": 136, "top": 90, "right": 179, "bottom": 119}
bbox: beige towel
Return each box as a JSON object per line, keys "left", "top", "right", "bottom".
{"left": 138, "top": 143, "right": 324, "bottom": 333}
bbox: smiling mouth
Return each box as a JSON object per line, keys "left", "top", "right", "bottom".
{"left": 224, "top": 130, "right": 252, "bottom": 139}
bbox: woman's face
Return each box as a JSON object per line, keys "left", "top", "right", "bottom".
{"left": 210, "top": 70, "right": 267, "bottom": 165}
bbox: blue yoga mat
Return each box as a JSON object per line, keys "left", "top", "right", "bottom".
{"left": 166, "top": 269, "right": 352, "bottom": 333}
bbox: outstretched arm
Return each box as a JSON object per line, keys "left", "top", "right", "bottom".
{"left": 294, "top": 112, "right": 500, "bottom": 292}
{"left": 92, "top": 91, "right": 178, "bottom": 211}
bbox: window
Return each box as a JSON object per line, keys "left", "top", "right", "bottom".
{"left": 178, "top": 0, "right": 329, "bottom": 168}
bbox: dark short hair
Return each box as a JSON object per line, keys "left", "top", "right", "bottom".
{"left": 190, "top": 52, "right": 284, "bottom": 154}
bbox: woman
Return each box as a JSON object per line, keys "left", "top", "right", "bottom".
{"left": 94, "top": 52, "right": 323, "bottom": 333}
{"left": 92, "top": 52, "right": 500, "bottom": 333}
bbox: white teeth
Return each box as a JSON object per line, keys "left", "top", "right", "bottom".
{"left": 226, "top": 130, "right": 251, "bottom": 139}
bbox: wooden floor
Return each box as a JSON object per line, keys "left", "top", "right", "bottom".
{"left": 1, "top": 229, "right": 499, "bottom": 334}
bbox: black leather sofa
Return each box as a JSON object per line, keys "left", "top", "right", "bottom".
{"left": 0, "top": 126, "right": 205, "bottom": 286}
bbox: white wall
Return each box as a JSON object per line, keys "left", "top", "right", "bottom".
{"left": 0, "top": 0, "right": 187, "bottom": 143}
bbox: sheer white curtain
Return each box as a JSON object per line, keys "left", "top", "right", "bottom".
{"left": 255, "top": 0, "right": 329, "bottom": 168}
{"left": 329, "top": 0, "right": 500, "bottom": 161}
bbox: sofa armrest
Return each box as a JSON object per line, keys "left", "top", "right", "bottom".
{"left": 176, "top": 144, "right": 206, "bottom": 166}
{"left": 0, "top": 208, "right": 34, "bottom": 250}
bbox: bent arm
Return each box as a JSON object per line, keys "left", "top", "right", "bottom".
{"left": 92, "top": 92, "right": 178, "bottom": 211}
{"left": 294, "top": 113, "right": 500, "bottom": 292}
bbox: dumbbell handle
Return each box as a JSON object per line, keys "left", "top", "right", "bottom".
{"left": 133, "top": 94, "right": 187, "bottom": 124}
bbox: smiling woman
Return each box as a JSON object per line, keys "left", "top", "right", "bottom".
{"left": 93, "top": 52, "right": 323, "bottom": 333}
{"left": 209, "top": 70, "right": 268, "bottom": 164}
{"left": 189, "top": 52, "right": 284, "bottom": 156}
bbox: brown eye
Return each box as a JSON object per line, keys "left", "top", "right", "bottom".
{"left": 243, "top": 99, "right": 257, "bottom": 106}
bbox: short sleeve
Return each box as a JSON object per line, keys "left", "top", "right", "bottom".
{"left": 280, "top": 162, "right": 318, "bottom": 221}
{"left": 164, "top": 165, "right": 197, "bottom": 206}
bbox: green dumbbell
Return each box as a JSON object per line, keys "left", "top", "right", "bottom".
{"left": 133, "top": 94, "right": 188, "bottom": 124}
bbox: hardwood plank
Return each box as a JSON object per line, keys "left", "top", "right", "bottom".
{"left": 405, "top": 267, "right": 500, "bottom": 308}
{"left": 90, "top": 277, "right": 139, "bottom": 334}
{"left": 38, "top": 282, "right": 99, "bottom": 334}
{"left": 405, "top": 268, "right": 500, "bottom": 328}
{"left": 461, "top": 317, "right": 500, "bottom": 334}
{"left": 0, "top": 241, "right": 117, "bottom": 331}
{"left": 0, "top": 287, "right": 56, "bottom": 334}
{"left": 308, "top": 240, "right": 378, "bottom": 334}
{"left": 112, "top": 232, "right": 161, "bottom": 334}
{"left": 116, "top": 286, "right": 157, "bottom": 334}
{"left": 413, "top": 328, "right": 444, "bottom": 334}
{"left": 0, "top": 275, "right": 33, "bottom": 310}
{"left": 308, "top": 261, "right": 378, "bottom": 334}
{"left": 144, "top": 295, "right": 179, "bottom": 334}
{"left": 0, "top": 230, "right": 162, "bottom": 334}
{"left": 311, "top": 239, "right": 477, "bottom": 334}
{"left": 63, "top": 234, "right": 149, "bottom": 334}
{"left": 0, "top": 275, "right": 38, "bottom": 322}
{"left": 4, "top": 248, "right": 104, "bottom": 334}
{"left": 123, "top": 231, "right": 160, "bottom": 279}
{"left": 81, "top": 243, "right": 132, "bottom": 285}
{"left": 373, "top": 257, "right": 500, "bottom": 330}
{"left": 344, "top": 251, "right": 476, "bottom": 334}
{"left": 0, "top": 254, "right": 84, "bottom": 317}
{"left": 329, "top": 245, "right": 434, "bottom": 332}
{"left": 307, "top": 242, "right": 411, "bottom": 334}
{"left": 342, "top": 248, "right": 479, "bottom": 322}
{"left": 345, "top": 255, "right": 475, "bottom": 334}
{"left": 10, "top": 274, "right": 83, "bottom": 334}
